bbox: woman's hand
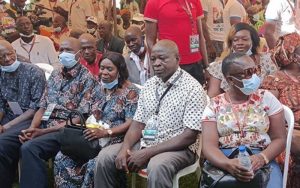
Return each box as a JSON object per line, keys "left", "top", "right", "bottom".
{"left": 250, "top": 154, "right": 265, "bottom": 171}
{"left": 83, "top": 128, "right": 108, "bottom": 141}
{"left": 225, "top": 158, "right": 254, "bottom": 182}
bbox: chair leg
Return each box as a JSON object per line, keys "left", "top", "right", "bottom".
{"left": 131, "top": 173, "right": 136, "bottom": 188}
{"left": 172, "top": 175, "right": 179, "bottom": 188}
{"left": 18, "top": 161, "right": 21, "bottom": 183}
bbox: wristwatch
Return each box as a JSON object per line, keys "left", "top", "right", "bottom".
{"left": 107, "top": 129, "right": 113, "bottom": 137}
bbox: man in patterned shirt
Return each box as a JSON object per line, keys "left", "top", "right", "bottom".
{"left": 18, "top": 37, "right": 102, "bottom": 188}
{"left": 94, "top": 40, "right": 207, "bottom": 188}
{"left": 0, "top": 40, "right": 46, "bottom": 188}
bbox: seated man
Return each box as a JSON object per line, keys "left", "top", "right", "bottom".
{"left": 79, "top": 33, "right": 103, "bottom": 78}
{"left": 124, "top": 26, "right": 152, "bottom": 85}
{"left": 11, "top": 16, "right": 59, "bottom": 68}
{"left": 0, "top": 40, "right": 46, "bottom": 188}
{"left": 94, "top": 40, "right": 207, "bottom": 188}
{"left": 18, "top": 37, "right": 102, "bottom": 188}
{"left": 97, "top": 20, "right": 125, "bottom": 54}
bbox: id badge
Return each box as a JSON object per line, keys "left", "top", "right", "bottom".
{"left": 8, "top": 102, "right": 23, "bottom": 115}
{"left": 190, "top": 34, "right": 199, "bottom": 53}
{"left": 41, "top": 103, "right": 56, "bottom": 121}
{"left": 142, "top": 115, "right": 159, "bottom": 141}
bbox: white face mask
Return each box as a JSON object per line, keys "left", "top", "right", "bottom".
{"left": 87, "top": 28, "right": 96, "bottom": 34}
{"left": 232, "top": 44, "right": 253, "bottom": 56}
{"left": 53, "top": 27, "right": 62, "bottom": 33}
{"left": 20, "top": 33, "right": 34, "bottom": 38}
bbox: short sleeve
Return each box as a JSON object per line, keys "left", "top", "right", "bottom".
{"left": 229, "top": 2, "right": 246, "bottom": 19}
{"left": 262, "top": 90, "right": 283, "bottom": 116}
{"left": 144, "top": 0, "right": 159, "bottom": 22}
{"left": 196, "top": 0, "right": 204, "bottom": 18}
{"left": 182, "top": 86, "right": 207, "bottom": 131}
{"left": 265, "top": 0, "right": 280, "bottom": 21}
{"left": 201, "top": 103, "right": 217, "bottom": 122}
{"left": 207, "top": 61, "right": 223, "bottom": 80}
{"left": 124, "top": 88, "right": 140, "bottom": 119}
{"left": 133, "top": 88, "right": 147, "bottom": 124}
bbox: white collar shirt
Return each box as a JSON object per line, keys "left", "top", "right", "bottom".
{"left": 133, "top": 68, "right": 207, "bottom": 153}
{"left": 11, "top": 34, "right": 59, "bottom": 68}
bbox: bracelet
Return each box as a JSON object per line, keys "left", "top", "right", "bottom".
{"left": 259, "top": 153, "right": 269, "bottom": 164}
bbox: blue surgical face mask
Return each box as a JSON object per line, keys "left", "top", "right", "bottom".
{"left": 232, "top": 73, "right": 261, "bottom": 95}
{"left": 101, "top": 77, "right": 119, "bottom": 89}
{"left": 1, "top": 60, "right": 21, "bottom": 72}
{"left": 58, "top": 51, "right": 80, "bottom": 68}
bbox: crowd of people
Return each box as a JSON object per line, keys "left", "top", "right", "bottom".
{"left": 0, "top": 0, "right": 299, "bottom": 188}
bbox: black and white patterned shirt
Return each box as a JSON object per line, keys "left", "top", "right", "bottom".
{"left": 133, "top": 68, "right": 207, "bottom": 153}
{"left": 0, "top": 62, "right": 46, "bottom": 117}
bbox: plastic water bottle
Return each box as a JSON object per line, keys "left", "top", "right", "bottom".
{"left": 238, "top": 145, "right": 252, "bottom": 171}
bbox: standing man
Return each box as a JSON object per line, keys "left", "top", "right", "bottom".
{"left": 79, "top": 33, "right": 103, "bottom": 78}
{"left": 12, "top": 16, "right": 59, "bottom": 67}
{"left": 0, "top": 40, "right": 46, "bottom": 188}
{"left": 124, "top": 26, "right": 151, "bottom": 85}
{"left": 265, "top": 0, "right": 299, "bottom": 49}
{"left": 144, "top": 0, "right": 208, "bottom": 85}
{"left": 97, "top": 20, "right": 125, "bottom": 54}
{"left": 94, "top": 40, "right": 207, "bottom": 188}
{"left": 86, "top": 16, "right": 100, "bottom": 39}
{"left": 18, "top": 37, "right": 101, "bottom": 188}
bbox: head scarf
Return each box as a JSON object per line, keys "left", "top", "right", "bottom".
{"left": 272, "top": 32, "right": 300, "bottom": 67}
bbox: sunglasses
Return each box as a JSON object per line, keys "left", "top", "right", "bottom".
{"left": 230, "top": 65, "right": 261, "bottom": 80}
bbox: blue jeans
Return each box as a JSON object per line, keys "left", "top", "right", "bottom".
{"left": 221, "top": 148, "right": 282, "bottom": 188}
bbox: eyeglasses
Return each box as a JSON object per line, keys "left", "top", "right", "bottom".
{"left": 230, "top": 65, "right": 261, "bottom": 79}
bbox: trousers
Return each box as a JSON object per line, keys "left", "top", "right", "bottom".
{"left": 94, "top": 142, "right": 196, "bottom": 188}
{"left": 0, "top": 117, "right": 31, "bottom": 188}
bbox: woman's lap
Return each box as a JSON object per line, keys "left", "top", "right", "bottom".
{"left": 221, "top": 148, "right": 282, "bottom": 188}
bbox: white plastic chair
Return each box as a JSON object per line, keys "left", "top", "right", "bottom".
{"left": 282, "top": 105, "right": 294, "bottom": 188}
{"left": 131, "top": 134, "right": 202, "bottom": 188}
{"left": 35, "top": 63, "right": 54, "bottom": 80}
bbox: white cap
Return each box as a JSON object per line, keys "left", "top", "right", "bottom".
{"left": 86, "top": 16, "right": 98, "bottom": 25}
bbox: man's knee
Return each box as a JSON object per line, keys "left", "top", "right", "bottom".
{"left": 95, "top": 147, "right": 116, "bottom": 169}
{"left": 20, "top": 140, "right": 35, "bottom": 156}
{"left": 147, "top": 157, "right": 175, "bottom": 178}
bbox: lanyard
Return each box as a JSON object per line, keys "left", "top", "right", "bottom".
{"left": 177, "top": 0, "right": 197, "bottom": 33}
{"left": 155, "top": 70, "right": 183, "bottom": 115}
{"left": 227, "top": 93, "right": 251, "bottom": 138}
{"left": 20, "top": 35, "right": 36, "bottom": 62}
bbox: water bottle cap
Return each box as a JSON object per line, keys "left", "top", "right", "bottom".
{"left": 239, "top": 145, "right": 246, "bottom": 152}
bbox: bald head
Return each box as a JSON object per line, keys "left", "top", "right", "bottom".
{"left": 152, "top": 40, "right": 179, "bottom": 57}
{"left": 53, "top": 14, "right": 67, "bottom": 29}
{"left": 0, "top": 40, "right": 17, "bottom": 66}
{"left": 125, "top": 26, "right": 142, "bottom": 37}
{"left": 79, "top": 34, "right": 97, "bottom": 63}
{"left": 79, "top": 33, "right": 97, "bottom": 46}
{"left": 59, "top": 37, "right": 81, "bottom": 54}
{"left": 69, "top": 29, "right": 85, "bottom": 39}
{"left": 151, "top": 40, "right": 180, "bottom": 82}
{"left": 98, "top": 20, "right": 112, "bottom": 39}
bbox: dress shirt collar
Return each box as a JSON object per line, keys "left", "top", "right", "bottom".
{"left": 61, "top": 63, "right": 81, "bottom": 79}
{"left": 156, "top": 67, "right": 182, "bottom": 87}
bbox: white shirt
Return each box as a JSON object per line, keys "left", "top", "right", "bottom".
{"left": 265, "top": 0, "right": 299, "bottom": 39}
{"left": 201, "top": 0, "right": 225, "bottom": 42}
{"left": 129, "top": 49, "right": 149, "bottom": 85}
{"left": 223, "top": 0, "right": 247, "bottom": 41}
{"left": 12, "top": 34, "right": 59, "bottom": 68}
{"left": 133, "top": 68, "right": 207, "bottom": 152}
{"left": 66, "top": 0, "right": 93, "bottom": 31}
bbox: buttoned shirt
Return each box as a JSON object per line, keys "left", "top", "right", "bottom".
{"left": 0, "top": 62, "right": 46, "bottom": 118}
{"left": 133, "top": 68, "right": 207, "bottom": 152}
{"left": 39, "top": 63, "right": 102, "bottom": 127}
{"left": 11, "top": 34, "right": 59, "bottom": 68}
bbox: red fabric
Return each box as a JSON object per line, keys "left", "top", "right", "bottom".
{"left": 144, "top": 0, "right": 204, "bottom": 65}
{"left": 80, "top": 52, "right": 102, "bottom": 78}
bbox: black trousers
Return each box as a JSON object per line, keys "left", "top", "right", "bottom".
{"left": 180, "top": 61, "right": 206, "bottom": 86}
{"left": 20, "top": 131, "right": 61, "bottom": 188}
{"left": 0, "top": 118, "right": 31, "bottom": 188}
